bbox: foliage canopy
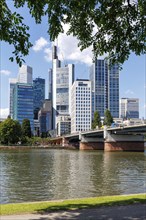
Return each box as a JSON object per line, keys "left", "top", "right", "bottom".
{"left": 92, "top": 111, "right": 102, "bottom": 129}
{"left": 104, "top": 109, "right": 114, "bottom": 126}
{"left": 1, "top": 0, "right": 146, "bottom": 66}
{"left": 21, "top": 118, "right": 32, "bottom": 138}
{"left": 0, "top": 118, "right": 21, "bottom": 145}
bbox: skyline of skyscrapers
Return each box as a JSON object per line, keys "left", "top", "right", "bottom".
{"left": 7, "top": 46, "right": 140, "bottom": 136}
{"left": 9, "top": 65, "right": 46, "bottom": 134}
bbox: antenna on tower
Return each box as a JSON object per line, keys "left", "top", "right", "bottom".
{"left": 61, "top": 52, "right": 67, "bottom": 66}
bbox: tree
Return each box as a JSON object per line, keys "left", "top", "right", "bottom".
{"left": 1, "top": 0, "right": 145, "bottom": 66}
{"left": 92, "top": 111, "right": 102, "bottom": 129}
{"left": 0, "top": 118, "right": 21, "bottom": 145}
{"left": 104, "top": 109, "right": 114, "bottom": 127}
{"left": 21, "top": 119, "right": 32, "bottom": 138}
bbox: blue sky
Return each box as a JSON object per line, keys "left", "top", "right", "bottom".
{"left": 0, "top": 2, "right": 146, "bottom": 119}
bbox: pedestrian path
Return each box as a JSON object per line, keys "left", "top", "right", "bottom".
{"left": 1, "top": 203, "right": 146, "bottom": 220}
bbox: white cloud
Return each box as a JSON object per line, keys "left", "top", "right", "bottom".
{"left": 125, "top": 89, "right": 134, "bottom": 95}
{"left": 33, "top": 37, "right": 49, "bottom": 51}
{"left": 34, "top": 24, "right": 105, "bottom": 66}
{"left": 44, "top": 47, "right": 53, "bottom": 62}
{"left": 0, "top": 108, "right": 9, "bottom": 118}
{"left": 57, "top": 24, "right": 93, "bottom": 66}
{"left": 56, "top": 23, "right": 105, "bottom": 65}
{"left": 0, "top": 70, "right": 11, "bottom": 75}
{"left": 42, "top": 28, "right": 93, "bottom": 65}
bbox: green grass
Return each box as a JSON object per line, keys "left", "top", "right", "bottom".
{"left": 0, "top": 193, "right": 146, "bottom": 215}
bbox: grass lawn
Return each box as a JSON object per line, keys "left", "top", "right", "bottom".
{"left": 0, "top": 193, "right": 146, "bottom": 215}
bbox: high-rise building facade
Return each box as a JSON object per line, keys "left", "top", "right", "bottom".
{"left": 9, "top": 78, "right": 17, "bottom": 118}
{"left": 38, "top": 99, "right": 52, "bottom": 136}
{"left": 90, "top": 59, "right": 119, "bottom": 118}
{"left": 120, "top": 98, "right": 139, "bottom": 119}
{"left": 17, "top": 65, "right": 33, "bottom": 84}
{"left": 33, "top": 77, "right": 45, "bottom": 119}
{"left": 52, "top": 46, "right": 75, "bottom": 128}
{"left": 48, "top": 68, "right": 53, "bottom": 101}
{"left": 71, "top": 79, "right": 92, "bottom": 133}
{"left": 13, "top": 83, "right": 34, "bottom": 132}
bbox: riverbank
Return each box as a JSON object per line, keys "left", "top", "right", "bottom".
{"left": 0, "top": 144, "right": 79, "bottom": 150}
{"left": 1, "top": 194, "right": 146, "bottom": 216}
{"left": 0, "top": 145, "right": 64, "bottom": 150}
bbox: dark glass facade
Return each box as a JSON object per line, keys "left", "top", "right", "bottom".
{"left": 108, "top": 62, "right": 119, "bottom": 118}
{"left": 39, "top": 111, "right": 52, "bottom": 135}
{"left": 33, "top": 78, "right": 45, "bottom": 119}
{"left": 13, "top": 83, "right": 34, "bottom": 132}
{"left": 90, "top": 59, "right": 119, "bottom": 118}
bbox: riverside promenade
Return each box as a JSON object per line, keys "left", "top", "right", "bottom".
{"left": 1, "top": 204, "right": 146, "bottom": 220}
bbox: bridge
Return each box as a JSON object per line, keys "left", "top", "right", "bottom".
{"left": 62, "top": 124, "right": 146, "bottom": 151}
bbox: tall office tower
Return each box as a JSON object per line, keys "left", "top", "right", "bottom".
{"left": 90, "top": 59, "right": 119, "bottom": 118}
{"left": 33, "top": 77, "right": 45, "bottom": 119}
{"left": 52, "top": 45, "right": 75, "bottom": 129}
{"left": 71, "top": 79, "right": 92, "bottom": 133}
{"left": 17, "top": 65, "right": 33, "bottom": 84}
{"left": 38, "top": 99, "right": 52, "bottom": 136}
{"left": 48, "top": 68, "right": 53, "bottom": 100}
{"left": 13, "top": 83, "right": 34, "bottom": 132}
{"left": 9, "top": 78, "right": 17, "bottom": 118}
{"left": 120, "top": 98, "right": 139, "bottom": 119}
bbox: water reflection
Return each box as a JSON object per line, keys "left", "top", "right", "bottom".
{"left": 0, "top": 149, "right": 146, "bottom": 204}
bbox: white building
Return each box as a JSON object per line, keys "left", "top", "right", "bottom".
{"left": 71, "top": 79, "right": 92, "bottom": 133}
{"left": 52, "top": 46, "right": 74, "bottom": 129}
{"left": 17, "top": 65, "right": 33, "bottom": 84}
{"left": 120, "top": 98, "right": 139, "bottom": 119}
{"left": 56, "top": 115, "right": 71, "bottom": 136}
{"left": 9, "top": 78, "right": 17, "bottom": 118}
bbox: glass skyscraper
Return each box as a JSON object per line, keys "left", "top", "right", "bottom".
{"left": 13, "top": 83, "right": 34, "bottom": 132}
{"left": 90, "top": 59, "right": 119, "bottom": 118}
{"left": 33, "top": 77, "right": 45, "bottom": 119}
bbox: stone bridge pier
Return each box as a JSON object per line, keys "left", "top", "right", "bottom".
{"left": 79, "top": 134, "right": 104, "bottom": 150}
{"left": 104, "top": 129, "right": 144, "bottom": 152}
{"left": 62, "top": 137, "right": 79, "bottom": 149}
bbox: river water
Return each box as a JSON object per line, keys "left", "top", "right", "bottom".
{"left": 0, "top": 149, "right": 146, "bottom": 204}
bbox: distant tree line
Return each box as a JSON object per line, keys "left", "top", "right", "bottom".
{"left": 0, "top": 109, "right": 114, "bottom": 145}
{"left": 0, "top": 117, "right": 53, "bottom": 146}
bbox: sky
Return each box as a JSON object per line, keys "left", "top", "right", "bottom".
{"left": 0, "top": 2, "right": 146, "bottom": 119}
